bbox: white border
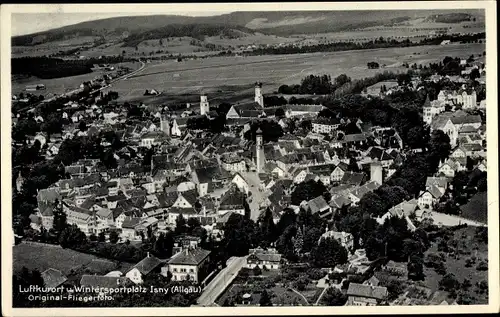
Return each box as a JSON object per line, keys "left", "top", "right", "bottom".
{"left": 1, "top": 2, "right": 498, "bottom": 316}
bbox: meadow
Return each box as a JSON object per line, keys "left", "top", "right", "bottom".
{"left": 421, "top": 226, "right": 488, "bottom": 304}
{"left": 102, "top": 43, "right": 485, "bottom": 103}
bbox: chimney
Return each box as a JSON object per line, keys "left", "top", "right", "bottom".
{"left": 185, "top": 248, "right": 189, "bottom": 255}
{"left": 147, "top": 252, "right": 150, "bottom": 258}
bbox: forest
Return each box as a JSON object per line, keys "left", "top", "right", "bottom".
{"left": 11, "top": 55, "right": 128, "bottom": 79}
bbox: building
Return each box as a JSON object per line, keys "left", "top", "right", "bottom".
{"left": 200, "top": 94, "right": 210, "bottom": 115}
{"left": 255, "top": 128, "right": 266, "bottom": 173}
{"left": 346, "top": 283, "right": 388, "bottom": 306}
{"left": 417, "top": 185, "right": 444, "bottom": 209}
{"left": 319, "top": 230, "right": 354, "bottom": 251}
{"left": 163, "top": 247, "right": 211, "bottom": 283}
{"left": 125, "top": 253, "right": 163, "bottom": 284}
{"left": 456, "top": 88, "right": 477, "bottom": 110}
{"left": 423, "top": 96, "right": 446, "bottom": 125}
{"left": 312, "top": 117, "right": 340, "bottom": 134}
{"left": 246, "top": 248, "right": 282, "bottom": 270}
{"left": 306, "top": 195, "right": 332, "bottom": 218}
{"left": 160, "top": 116, "right": 171, "bottom": 135}
{"left": 370, "top": 161, "right": 383, "bottom": 185}
{"left": 430, "top": 111, "right": 482, "bottom": 147}
{"left": 254, "top": 82, "right": 264, "bottom": 107}
{"left": 41, "top": 268, "right": 68, "bottom": 288}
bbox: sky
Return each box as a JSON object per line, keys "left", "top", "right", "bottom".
{"left": 11, "top": 12, "right": 230, "bottom": 36}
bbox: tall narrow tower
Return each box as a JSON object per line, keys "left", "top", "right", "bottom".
{"left": 160, "top": 116, "right": 170, "bottom": 136}
{"left": 254, "top": 82, "right": 264, "bottom": 107}
{"left": 256, "top": 128, "right": 266, "bottom": 173}
{"left": 200, "top": 94, "right": 210, "bottom": 115}
{"left": 370, "top": 160, "right": 383, "bottom": 185}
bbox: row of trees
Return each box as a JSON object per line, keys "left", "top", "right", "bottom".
{"left": 277, "top": 74, "right": 352, "bottom": 95}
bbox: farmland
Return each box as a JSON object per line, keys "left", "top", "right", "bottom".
{"left": 101, "top": 43, "right": 485, "bottom": 103}
{"left": 421, "top": 226, "right": 488, "bottom": 304}
{"left": 13, "top": 242, "right": 134, "bottom": 276}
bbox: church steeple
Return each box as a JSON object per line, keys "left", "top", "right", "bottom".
{"left": 423, "top": 94, "right": 431, "bottom": 107}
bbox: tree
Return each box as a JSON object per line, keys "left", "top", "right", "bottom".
{"left": 429, "top": 129, "right": 451, "bottom": 165}
{"left": 310, "top": 237, "right": 348, "bottom": 268}
{"left": 175, "top": 214, "right": 187, "bottom": 235}
{"left": 59, "top": 224, "right": 87, "bottom": 249}
{"left": 439, "top": 273, "right": 460, "bottom": 292}
{"left": 89, "top": 233, "right": 98, "bottom": 242}
{"left": 259, "top": 290, "right": 273, "bottom": 306}
{"left": 407, "top": 254, "right": 425, "bottom": 281}
{"left": 292, "top": 225, "right": 304, "bottom": 255}
{"left": 109, "top": 231, "right": 120, "bottom": 244}
{"left": 259, "top": 208, "right": 277, "bottom": 247}
{"left": 276, "top": 208, "right": 297, "bottom": 236}
{"left": 275, "top": 108, "right": 285, "bottom": 117}
{"left": 98, "top": 232, "right": 106, "bottom": 242}
{"left": 321, "top": 287, "right": 348, "bottom": 306}
{"left": 78, "top": 120, "right": 88, "bottom": 132}
{"left": 187, "top": 217, "right": 201, "bottom": 233}
{"left": 291, "top": 180, "right": 327, "bottom": 205}
{"left": 359, "top": 191, "right": 387, "bottom": 217}
{"left": 52, "top": 202, "right": 67, "bottom": 235}
{"left": 335, "top": 74, "right": 351, "bottom": 87}
{"left": 223, "top": 213, "right": 259, "bottom": 257}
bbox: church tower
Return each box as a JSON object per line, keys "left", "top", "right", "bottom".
{"left": 254, "top": 82, "right": 264, "bottom": 107}
{"left": 200, "top": 94, "right": 210, "bottom": 115}
{"left": 256, "top": 128, "right": 266, "bottom": 173}
{"left": 160, "top": 116, "right": 170, "bottom": 136}
{"left": 370, "top": 160, "right": 383, "bottom": 185}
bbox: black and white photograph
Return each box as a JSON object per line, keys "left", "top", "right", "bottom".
{"left": 1, "top": 2, "right": 498, "bottom": 315}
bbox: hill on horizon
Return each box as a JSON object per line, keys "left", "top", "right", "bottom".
{"left": 12, "top": 9, "right": 485, "bottom": 46}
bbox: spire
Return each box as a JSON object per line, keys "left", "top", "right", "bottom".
{"left": 424, "top": 94, "right": 431, "bottom": 107}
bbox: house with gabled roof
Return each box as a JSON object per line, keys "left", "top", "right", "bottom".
{"left": 437, "top": 159, "right": 458, "bottom": 178}
{"left": 126, "top": 253, "right": 164, "bottom": 284}
{"left": 41, "top": 268, "right": 68, "bottom": 289}
{"left": 172, "top": 190, "right": 198, "bottom": 209}
{"left": 246, "top": 248, "right": 282, "bottom": 270}
{"left": 347, "top": 282, "right": 388, "bottom": 306}
{"left": 217, "top": 186, "right": 246, "bottom": 216}
{"left": 306, "top": 195, "right": 331, "bottom": 218}
{"left": 418, "top": 185, "right": 445, "bottom": 209}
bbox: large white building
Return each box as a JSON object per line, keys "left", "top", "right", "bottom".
{"left": 254, "top": 82, "right": 264, "bottom": 107}
{"left": 200, "top": 94, "right": 210, "bottom": 115}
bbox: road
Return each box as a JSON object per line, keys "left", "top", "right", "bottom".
{"left": 196, "top": 256, "right": 247, "bottom": 306}
{"left": 239, "top": 171, "right": 269, "bottom": 221}
{"left": 427, "top": 211, "right": 486, "bottom": 227}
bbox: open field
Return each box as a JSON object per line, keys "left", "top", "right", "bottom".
{"left": 11, "top": 61, "right": 142, "bottom": 97}
{"left": 101, "top": 43, "right": 484, "bottom": 104}
{"left": 421, "top": 226, "right": 488, "bottom": 304}
{"left": 13, "top": 242, "right": 133, "bottom": 276}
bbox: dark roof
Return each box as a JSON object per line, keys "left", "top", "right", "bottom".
{"left": 347, "top": 283, "right": 388, "bottom": 300}
{"left": 130, "top": 255, "right": 163, "bottom": 275}
{"left": 41, "top": 268, "right": 67, "bottom": 288}
{"left": 168, "top": 248, "right": 211, "bottom": 266}
{"left": 121, "top": 217, "right": 142, "bottom": 229}
{"left": 341, "top": 172, "right": 366, "bottom": 186}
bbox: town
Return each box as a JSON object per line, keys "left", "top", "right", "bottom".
{"left": 11, "top": 50, "right": 488, "bottom": 308}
